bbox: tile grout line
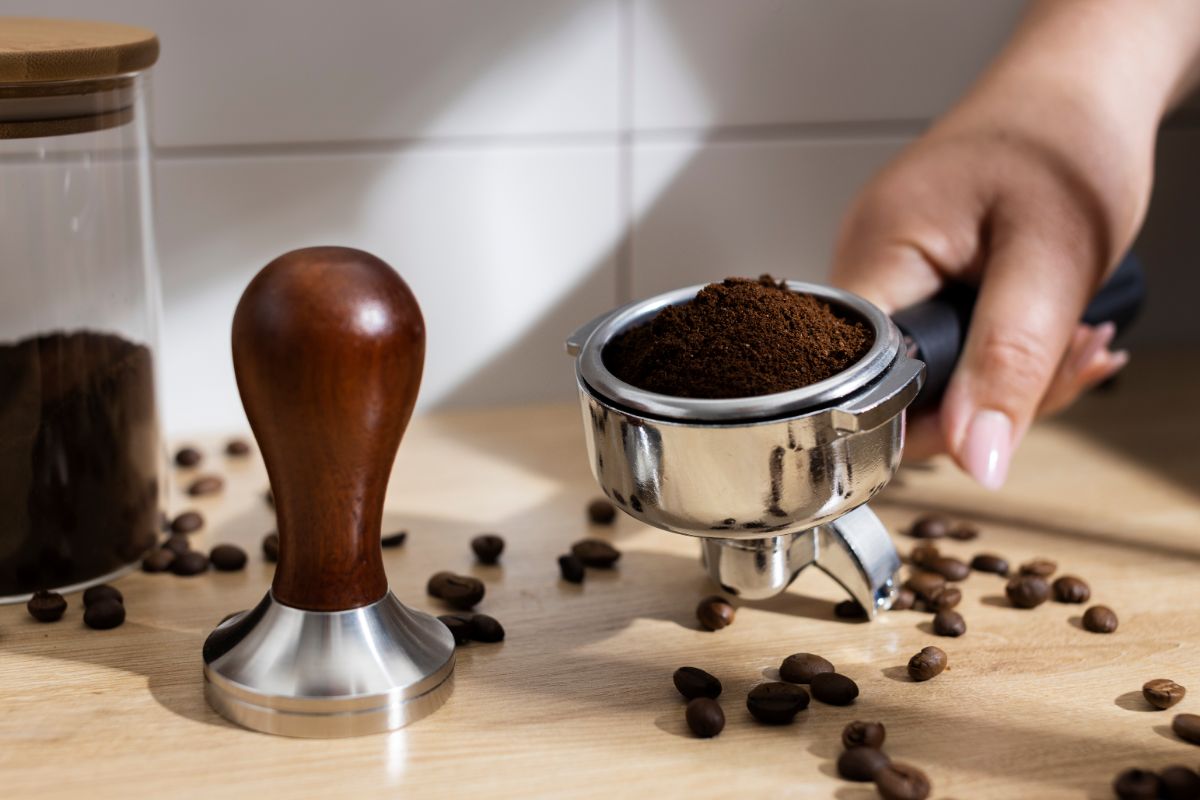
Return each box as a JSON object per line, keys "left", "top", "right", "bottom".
{"left": 615, "top": 0, "right": 635, "bottom": 305}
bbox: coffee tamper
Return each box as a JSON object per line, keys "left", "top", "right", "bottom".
{"left": 203, "top": 247, "right": 454, "bottom": 737}
{"left": 566, "top": 258, "right": 1145, "bottom": 617}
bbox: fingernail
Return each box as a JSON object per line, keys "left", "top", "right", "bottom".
{"left": 960, "top": 409, "right": 1013, "bottom": 490}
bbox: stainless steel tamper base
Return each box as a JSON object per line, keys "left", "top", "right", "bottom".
{"left": 203, "top": 591, "right": 455, "bottom": 738}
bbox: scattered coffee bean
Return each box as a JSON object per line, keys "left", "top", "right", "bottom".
{"left": 933, "top": 609, "right": 966, "bottom": 637}
{"left": 842, "top": 720, "right": 886, "bottom": 750}
{"left": 83, "top": 599, "right": 126, "bottom": 630}
{"left": 225, "top": 438, "right": 252, "bottom": 456}
{"left": 834, "top": 599, "right": 867, "bottom": 619}
{"left": 381, "top": 530, "right": 407, "bottom": 548}
{"left": 904, "top": 571, "right": 946, "bottom": 600}
{"left": 174, "top": 446, "right": 202, "bottom": 467}
{"left": 875, "top": 762, "right": 931, "bottom": 800}
{"left": 696, "top": 595, "right": 735, "bottom": 631}
{"left": 142, "top": 548, "right": 175, "bottom": 573}
{"left": 427, "top": 572, "right": 485, "bottom": 610}
{"left": 83, "top": 584, "right": 123, "bottom": 607}
{"left": 1113, "top": 768, "right": 1163, "bottom": 799}
{"left": 971, "top": 553, "right": 1009, "bottom": 576}
{"left": 171, "top": 550, "right": 210, "bottom": 576}
{"left": 746, "top": 682, "right": 810, "bottom": 724}
{"left": 922, "top": 585, "right": 961, "bottom": 612}
{"left": 927, "top": 556, "right": 970, "bottom": 582}
{"left": 587, "top": 498, "right": 617, "bottom": 525}
{"left": 439, "top": 614, "right": 473, "bottom": 645}
{"left": 1019, "top": 558, "right": 1057, "bottom": 578}
{"left": 469, "top": 614, "right": 505, "bottom": 643}
{"left": 907, "top": 646, "right": 947, "bottom": 682}
{"left": 262, "top": 532, "right": 280, "bottom": 563}
{"left": 170, "top": 511, "right": 204, "bottom": 534}
{"left": 558, "top": 554, "right": 585, "bottom": 584}
{"left": 909, "top": 544, "right": 940, "bottom": 569}
{"left": 891, "top": 587, "right": 916, "bottom": 611}
{"left": 838, "top": 746, "right": 891, "bottom": 782}
{"left": 1052, "top": 575, "right": 1091, "bottom": 604}
{"left": 26, "top": 590, "right": 67, "bottom": 622}
{"left": 1005, "top": 574, "right": 1050, "bottom": 609}
{"left": 949, "top": 522, "right": 979, "bottom": 541}
{"left": 163, "top": 534, "right": 192, "bottom": 557}
{"left": 1082, "top": 605, "right": 1118, "bottom": 633}
{"left": 1143, "top": 679, "right": 1187, "bottom": 710}
{"left": 471, "top": 534, "right": 505, "bottom": 565}
{"left": 210, "top": 544, "right": 248, "bottom": 572}
{"left": 910, "top": 514, "right": 950, "bottom": 539}
{"left": 674, "top": 667, "right": 722, "bottom": 700}
{"left": 1172, "top": 713, "right": 1200, "bottom": 745}
{"left": 780, "top": 652, "right": 835, "bottom": 684}
{"left": 571, "top": 538, "right": 621, "bottom": 568}
{"left": 685, "top": 697, "right": 725, "bottom": 738}
{"left": 187, "top": 474, "right": 224, "bottom": 497}
{"left": 1160, "top": 765, "right": 1200, "bottom": 799}
{"left": 810, "top": 672, "right": 859, "bottom": 705}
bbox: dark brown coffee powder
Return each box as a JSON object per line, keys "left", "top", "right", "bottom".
{"left": 603, "top": 276, "right": 872, "bottom": 398}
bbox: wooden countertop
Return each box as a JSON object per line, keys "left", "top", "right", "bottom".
{"left": 2, "top": 351, "right": 1198, "bottom": 799}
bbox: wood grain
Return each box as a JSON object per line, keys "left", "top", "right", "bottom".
{"left": 0, "top": 350, "right": 1197, "bottom": 799}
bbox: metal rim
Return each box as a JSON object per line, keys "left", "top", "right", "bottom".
{"left": 575, "top": 281, "right": 900, "bottom": 422}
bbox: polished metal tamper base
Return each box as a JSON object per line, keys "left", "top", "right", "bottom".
{"left": 203, "top": 591, "right": 455, "bottom": 738}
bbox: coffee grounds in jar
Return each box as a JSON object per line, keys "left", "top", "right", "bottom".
{"left": 603, "top": 276, "right": 873, "bottom": 398}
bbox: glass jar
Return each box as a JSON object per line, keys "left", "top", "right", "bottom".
{"left": 0, "top": 18, "right": 163, "bottom": 601}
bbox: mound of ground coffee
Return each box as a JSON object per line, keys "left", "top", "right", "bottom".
{"left": 604, "top": 276, "right": 872, "bottom": 398}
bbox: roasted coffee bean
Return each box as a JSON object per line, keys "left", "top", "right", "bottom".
{"left": 746, "top": 682, "right": 810, "bottom": 724}
{"left": 171, "top": 550, "right": 210, "bottom": 576}
{"left": 1005, "top": 574, "right": 1050, "bottom": 609}
{"left": 587, "top": 498, "right": 617, "bottom": 525}
{"left": 907, "top": 646, "right": 947, "bottom": 682}
{"left": 904, "top": 571, "right": 945, "bottom": 600}
{"left": 26, "top": 590, "right": 67, "bottom": 622}
{"left": 439, "top": 614, "right": 473, "bottom": 645}
{"left": 810, "top": 672, "right": 859, "bottom": 705}
{"left": 909, "top": 544, "right": 940, "bottom": 569}
{"left": 174, "top": 446, "right": 202, "bottom": 467}
{"left": 83, "top": 584, "right": 122, "bottom": 607}
{"left": 927, "top": 556, "right": 970, "bottom": 582}
{"left": 469, "top": 614, "right": 505, "bottom": 643}
{"left": 1172, "top": 713, "right": 1200, "bottom": 745}
{"left": 381, "top": 530, "right": 407, "bottom": 548}
{"left": 1082, "top": 605, "right": 1118, "bottom": 633}
{"left": 922, "top": 585, "right": 961, "bottom": 612}
{"left": 163, "top": 534, "right": 192, "bottom": 557}
{"left": 875, "top": 762, "right": 931, "bottom": 800}
{"left": 910, "top": 514, "right": 950, "bottom": 539}
{"left": 1019, "top": 558, "right": 1057, "bottom": 578}
{"left": 1160, "top": 765, "right": 1200, "bottom": 799}
{"left": 971, "top": 553, "right": 1009, "bottom": 576}
{"left": 84, "top": 599, "right": 126, "bottom": 630}
{"left": 890, "top": 587, "right": 916, "bottom": 611}
{"left": 1143, "top": 678, "right": 1187, "bottom": 710}
{"left": 842, "top": 720, "right": 886, "bottom": 750}
{"left": 571, "top": 538, "right": 621, "bottom": 568}
{"left": 674, "top": 666, "right": 722, "bottom": 700}
{"left": 685, "top": 697, "right": 725, "bottom": 738}
{"left": 225, "top": 438, "right": 252, "bottom": 456}
{"left": 696, "top": 595, "right": 735, "bottom": 631}
{"left": 428, "top": 573, "right": 485, "bottom": 610}
{"left": 1052, "top": 575, "right": 1091, "bottom": 604}
{"left": 838, "top": 746, "right": 891, "bottom": 782}
{"left": 558, "top": 554, "right": 585, "bottom": 584}
{"left": 932, "top": 609, "right": 966, "bottom": 637}
{"left": 471, "top": 534, "right": 505, "bottom": 565}
{"left": 262, "top": 532, "right": 280, "bottom": 563}
{"left": 170, "top": 511, "right": 204, "bottom": 534}
{"left": 780, "top": 652, "right": 835, "bottom": 684}
{"left": 210, "top": 544, "right": 248, "bottom": 572}
{"left": 1113, "top": 768, "right": 1163, "bottom": 799}
{"left": 834, "top": 599, "right": 867, "bottom": 619}
{"left": 949, "top": 522, "right": 979, "bottom": 541}
{"left": 186, "top": 474, "right": 224, "bottom": 497}
{"left": 142, "top": 548, "right": 175, "bottom": 573}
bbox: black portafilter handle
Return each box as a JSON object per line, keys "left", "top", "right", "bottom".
{"left": 891, "top": 253, "right": 1146, "bottom": 412}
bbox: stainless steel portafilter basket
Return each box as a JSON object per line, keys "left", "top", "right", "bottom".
{"left": 566, "top": 281, "right": 923, "bottom": 616}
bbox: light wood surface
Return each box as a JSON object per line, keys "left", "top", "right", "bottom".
{"left": 1, "top": 351, "right": 1198, "bottom": 799}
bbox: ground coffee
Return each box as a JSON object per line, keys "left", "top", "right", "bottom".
{"left": 603, "top": 276, "right": 873, "bottom": 398}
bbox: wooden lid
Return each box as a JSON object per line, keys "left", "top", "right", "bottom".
{"left": 0, "top": 17, "right": 159, "bottom": 83}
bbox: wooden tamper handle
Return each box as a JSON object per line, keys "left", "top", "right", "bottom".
{"left": 232, "top": 247, "right": 424, "bottom": 612}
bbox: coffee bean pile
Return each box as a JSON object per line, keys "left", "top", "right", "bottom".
{"left": 833, "top": 720, "right": 931, "bottom": 799}
{"left": 557, "top": 537, "right": 621, "bottom": 585}
{"left": 906, "top": 513, "right": 976, "bottom": 542}
{"left": 141, "top": 507, "right": 248, "bottom": 579}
